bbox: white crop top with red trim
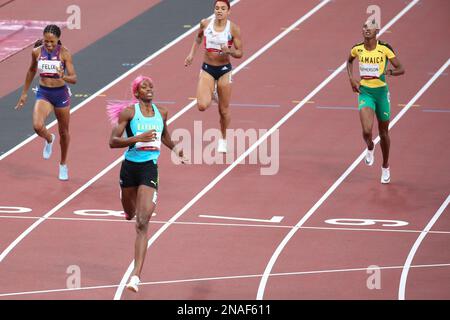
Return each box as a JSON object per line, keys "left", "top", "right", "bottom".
{"left": 203, "top": 18, "right": 233, "bottom": 53}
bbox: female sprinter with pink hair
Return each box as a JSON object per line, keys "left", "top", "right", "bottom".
{"left": 108, "top": 76, "right": 187, "bottom": 293}
{"left": 185, "top": 0, "right": 243, "bottom": 153}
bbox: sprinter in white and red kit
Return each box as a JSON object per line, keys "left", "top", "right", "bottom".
{"left": 185, "top": 0, "right": 243, "bottom": 153}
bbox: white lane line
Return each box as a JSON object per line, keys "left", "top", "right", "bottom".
{"left": 199, "top": 214, "right": 284, "bottom": 223}
{"left": 2, "top": 214, "right": 450, "bottom": 235}
{"left": 113, "top": 0, "right": 332, "bottom": 300}
{"left": 398, "top": 195, "right": 450, "bottom": 300}
{"left": 0, "top": 0, "right": 242, "bottom": 161}
{"left": 2, "top": 262, "right": 449, "bottom": 298}
{"left": 257, "top": 0, "right": 443, "bottom": 300}
{"left": 0, "top": 0, "right": 331, "bottom": 270}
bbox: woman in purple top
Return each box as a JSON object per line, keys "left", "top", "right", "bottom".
{"left": 16, "top": 24, "right": 77, "bottom": 180}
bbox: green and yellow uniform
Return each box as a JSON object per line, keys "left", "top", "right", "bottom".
{"left": 350, "top": 40, "right": 396, "bottom": 121}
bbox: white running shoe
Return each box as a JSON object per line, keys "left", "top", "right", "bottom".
{"left": 218, "top": 138, "right": 227, "bottom": 153}
{"left": 364, "top": 148, "right": 374, "bottom": 166}
{"left": 59, "top": 164, "right": 69, "bottom": 181}
{"left": 43, "top": 134, "right": 55, "bottom": 160}
{"left": 212, "top": 81, "right": 219, "bottom": 103}
{"left": 381, "top": 167, "right": 390, "bottom": 184}
{"left": 126, "top": 275, "right": 140, "bottom": 293}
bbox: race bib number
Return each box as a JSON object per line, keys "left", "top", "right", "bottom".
{"left": 208, "top": 37, "right": 226, "bottom": 50}
{"left": 359, "top": 63, "right": 380, "bottom": 78}
{"left": 205, "top": 30, "right": 229, "bottom": 52}
{"left": 135, "top": 131, "right": 161, "bottom": 151}
{"left": 38, "top": 60, "right": 62, "bottom": 75}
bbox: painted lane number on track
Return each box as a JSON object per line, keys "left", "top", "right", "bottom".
{"left": 73, "top": 209, "right": 125, "bottom": 217}
{"left": 73, "top": 209, "right": 156, "bottom": 218}
{"left": 0, "top": 206, "right": 32, "bottom": 214}
{"left": 0, "top": 207, "right": 125, "bottom": 217}
{"left": 0, "top": 206, "right": 156, "bottom": 218}
{"left": 325, "top": 218, "right": 408, "bottom": 227}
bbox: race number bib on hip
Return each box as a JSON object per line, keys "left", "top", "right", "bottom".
{"left": 359, "top": 63, "right": 380, "bottom": 79}
{"left": 135, "top": 131, "right": 161, "bottom": 151}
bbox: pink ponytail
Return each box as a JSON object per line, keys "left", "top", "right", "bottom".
{"left": 106, "top": 75, "right": 154, "bottom": 125}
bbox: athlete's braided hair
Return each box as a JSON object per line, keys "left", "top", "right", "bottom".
{"left": 34, "top": 24, "right": 62, "bottom": 48}
{"left": 44, "top": 24, "right": 61, "bottom": 38}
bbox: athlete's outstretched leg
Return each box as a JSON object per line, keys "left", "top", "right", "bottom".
{"left": 130, "top": 186, "right": 156, "bottom": 279}
{"left": 121, "top": 187, "right": 137, "bottom": 220}
{"left": 196, "top": 71, "right": 215, "bottom": 111}
{"left": 359, "top": 107, "right": 375, "bottom": 150}
{"left": 360, "top": 107, "right": 376, "bottom": 166}
{"left": 378, "top": 120, "right": 390, "bottom": 168}
{"left": 32, "top": 100, "right": 53, "bottom": 143}
{"left": 217, "top": 72, "right": 232, "bottom": 140}
{"left": 54, "top": 106, "right": 70, "bottom": 165}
